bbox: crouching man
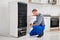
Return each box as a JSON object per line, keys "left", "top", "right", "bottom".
{"left": 29, "top": 9, "right": 45, "bottom": 37}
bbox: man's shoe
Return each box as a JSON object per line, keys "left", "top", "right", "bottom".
{"left": 37, "top": 32, "right": 44, "bottom": 38}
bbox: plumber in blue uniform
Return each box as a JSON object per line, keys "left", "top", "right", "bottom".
{"left": 29, "top": 9, "right": 45, "bottom": 37}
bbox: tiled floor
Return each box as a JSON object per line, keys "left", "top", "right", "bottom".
{"left": 0, "top": 31, "right": 60, "bottom": 40}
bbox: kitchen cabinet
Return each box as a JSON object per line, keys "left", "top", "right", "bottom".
{"left": 29, "top": 0, "right": 48, "bottom": 4}
{"left": 31, "top": 0, "right": 41, "bottom": 3}
{"left": 48, "top": 0, "right": 57, "bottom": 5}
{"left": 44, "top": 16, "right": 51, "bottom": 31}
{"left": 28, "top": 0, "right": 60, "bottom": 5}
{"left": 57, "top": 0, "right": 60, "bottom": 5}
{"left": 41, "top": 0, "right": 48, "bottom": 4}
{"left": 29, "top": 16, "right": 36, "bottom": 24}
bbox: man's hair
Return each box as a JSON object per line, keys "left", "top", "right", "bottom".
{"left": 32, "top": 9, "right": 37, "bottom": 12}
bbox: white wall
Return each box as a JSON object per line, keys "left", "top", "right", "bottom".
{"left": 28, "top": 3, "right": 60, "bottom": 16}
{"left": 0, "top": 0, "right": 28, "bottom": 36}
{"left": 0, "top": 2, "right": 10, "bottom": 35}
{"left": 18, "top": 0, "right": 28, "bottom": 3}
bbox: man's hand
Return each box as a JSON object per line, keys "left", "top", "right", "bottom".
{"left": 30, "top": 23, "right": 33, "bottom": 28}
{"left": 29, "top": 23, "right": 37, "bottom": 28}
{"left": 33, "top": 24, "right": 37, "bottom": 26}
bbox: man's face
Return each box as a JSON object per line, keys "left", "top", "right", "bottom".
{"left": 32, "top": 11, "right": 38, "bottom": 16}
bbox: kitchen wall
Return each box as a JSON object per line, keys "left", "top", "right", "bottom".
{"left": 0, "top": 0, "right": 28, "bottom": 36}
{"left": 28, "top": 3, "right": 60, "bottom": 16}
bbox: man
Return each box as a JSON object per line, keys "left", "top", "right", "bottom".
{"left": 29, "top": 9, "right": 45, "bottom": 37}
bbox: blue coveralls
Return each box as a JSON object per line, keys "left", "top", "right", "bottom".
{"left": 29, "top": 25, "right": 45, "bottom": 36}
